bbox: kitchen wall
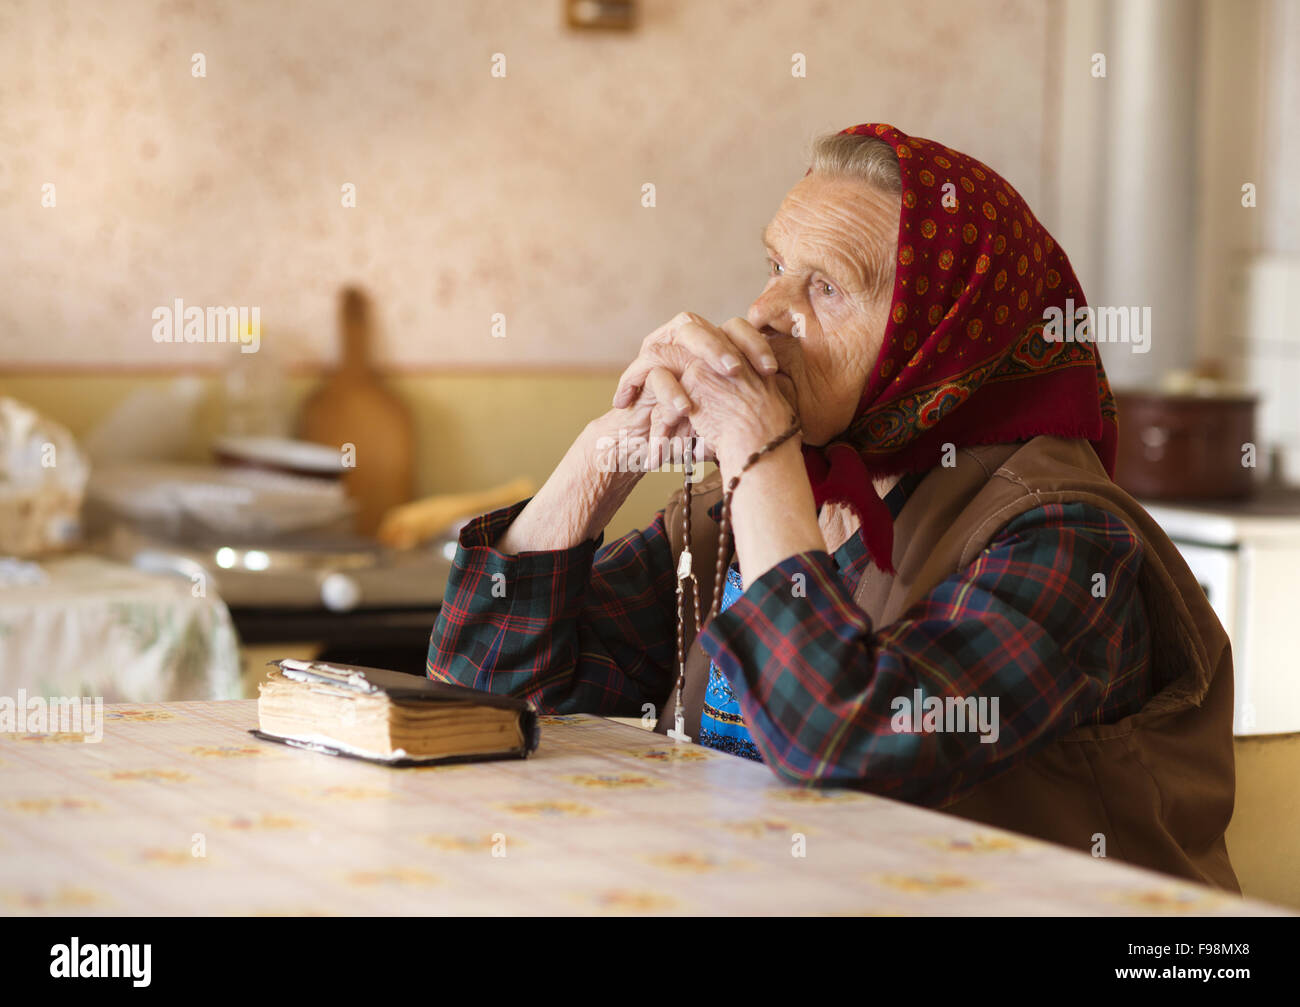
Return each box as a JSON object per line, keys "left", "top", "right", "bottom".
{"left": 1, "top": 0, "right": 1293, "bottom": 526}
{"left": 1, "top": 0, "right": 1052, "bottom": 371}
{"left": 0, "top": 0, "right": 1062, "bottom": 534}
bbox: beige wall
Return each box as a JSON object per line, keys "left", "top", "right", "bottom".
{"left": 1228, "top": 734, "right": 1300, "bottom": 909}
{"left": 1, "top": 0, "right": 1052, "bottom": 370}
{"left": 1, "top": 0, "right": 1067, "bottom": 530}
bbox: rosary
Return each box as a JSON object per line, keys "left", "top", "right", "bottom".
{"left": 669, "top": 417, "right": 803, "bottom": 744}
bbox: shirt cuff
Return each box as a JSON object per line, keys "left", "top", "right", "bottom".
{"left": 453, "top": 497, "right": 605, "bottom": 570}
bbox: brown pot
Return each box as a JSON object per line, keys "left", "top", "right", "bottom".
{"left": 1113, "top": 390, "right": 1258, "bottom": 500}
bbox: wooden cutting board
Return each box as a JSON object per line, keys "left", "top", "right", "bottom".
{"left": 297, "top": 287, "right": 414, "bottom": 536}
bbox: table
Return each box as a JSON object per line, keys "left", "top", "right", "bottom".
{"left": 0, "top": 555, "right": 241, "bottom": 702}
{"left": 0, "top": 700, "right": 1288, "bottom": 916}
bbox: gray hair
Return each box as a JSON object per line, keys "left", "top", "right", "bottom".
{"left": 805, "top": 131, "right": 901, "bottom": 298}
{"left": 807, "top": 131, "right": 902, "bottom": 194}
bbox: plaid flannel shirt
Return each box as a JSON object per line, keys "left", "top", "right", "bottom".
{"left": 427, "top": 477, "right": 1152, "bottom": 807}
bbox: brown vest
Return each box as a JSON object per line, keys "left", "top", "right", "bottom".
{"left": 655, "top": 436, "right": 1240, "bottom": 891}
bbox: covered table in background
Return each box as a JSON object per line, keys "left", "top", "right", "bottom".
{"left": 0, "top": 555, "right": 239, "bottom": 701}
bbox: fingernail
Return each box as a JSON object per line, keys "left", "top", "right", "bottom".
{"left": 760, "top": 355, "right": 777, "bottom": 372}
{"left": 673, "top": 394, "right": 689, "bottom": 412}
{"left": 721, "top": 353, "right": 741, "bottom": 372}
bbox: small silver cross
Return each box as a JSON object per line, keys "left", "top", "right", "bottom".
{"left": 666, "top": 708, "right": 692, "bottom": 745}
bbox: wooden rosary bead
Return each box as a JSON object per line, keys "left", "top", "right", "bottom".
{"left": 670, "top": 417, "right": 802, "bottom": 732}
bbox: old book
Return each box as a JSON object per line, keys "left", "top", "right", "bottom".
{"left": 253, "top": 659, "right": 539, "bottom": 766}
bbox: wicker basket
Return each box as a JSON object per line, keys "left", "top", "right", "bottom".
{"left": 0, "top": 484, "right": 83, "bottom": 557}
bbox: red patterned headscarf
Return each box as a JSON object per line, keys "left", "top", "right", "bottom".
{"left": 801, "top": 123, "right": 1118, "bottom": 573}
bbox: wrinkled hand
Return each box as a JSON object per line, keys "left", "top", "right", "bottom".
{"left": 678, "top": 345, "right": 801, "bottom": 472}
{"left": 612, "top": 312, "right": 807, "bottom": 468}
{"left": 611, "top": 312, "right": 780, "bottom": 467}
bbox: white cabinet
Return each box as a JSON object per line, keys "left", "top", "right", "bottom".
{"left": 1144, "top": 499, "right": 1300, "bottom": 736}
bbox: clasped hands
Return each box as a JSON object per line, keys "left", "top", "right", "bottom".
{"left": 610, "top": 312, "right": 803, "bottom": 473}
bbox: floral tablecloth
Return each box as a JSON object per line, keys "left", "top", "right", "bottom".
{"left": 0, "top": 555, "right": 240, "bottom": 702}
{"left": 0, "top": 700, "right": 1287, "bottom": 916}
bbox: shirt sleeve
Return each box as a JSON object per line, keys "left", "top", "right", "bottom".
{"left": 698, "top": 501, "right": 1151, "bottom": 807}
{"left": 426, "top": 498, "right": 680, "bottom": 718}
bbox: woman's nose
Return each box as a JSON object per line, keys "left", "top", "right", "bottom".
{"left": 747, "top": 290, "right": 794, "bottom": 337}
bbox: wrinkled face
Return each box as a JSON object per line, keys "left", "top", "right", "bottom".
{"left": 748, "top": 172, "right": 901, "bottom": 446}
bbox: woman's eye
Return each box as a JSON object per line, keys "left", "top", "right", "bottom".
{"left": 817, "top": 280, "right": 836, "bottom": 297}
{"left": 768, "top": 260, "right": 783, "bottom": 277}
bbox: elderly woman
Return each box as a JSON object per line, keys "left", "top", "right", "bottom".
{"left": 428, "top": 123, "right": 1238, "bottom": 892}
